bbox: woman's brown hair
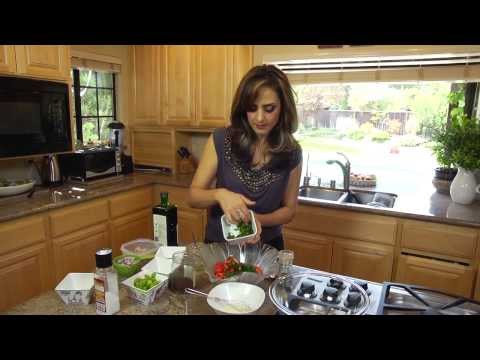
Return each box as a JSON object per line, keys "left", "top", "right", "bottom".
{"left": 230, "top": 64, "right": 300, "bottom": 171}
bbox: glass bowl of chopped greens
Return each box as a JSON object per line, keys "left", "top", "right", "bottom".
{"left": 221, "top": 210, "right": 257, "bottom": 245}
{"left": 198, "top": 241, "right": 279, "bottom": 285}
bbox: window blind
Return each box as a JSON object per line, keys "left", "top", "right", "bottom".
{"left": 270, "top": 53, "right": 480, "bottom": 83}
{"left": 71, "top": 57, "right": 121, "bottom": 73}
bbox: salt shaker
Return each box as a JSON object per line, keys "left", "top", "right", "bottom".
{"left": 94, "top": 248, "right": 120, "bottom": 315}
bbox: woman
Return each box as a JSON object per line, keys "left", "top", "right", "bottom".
{"left": 188, "top": 64, "right": 302, "bottom": 250}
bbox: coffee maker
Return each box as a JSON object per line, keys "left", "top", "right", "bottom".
{"left": 108, "top": 121, "right": 125, "bottom": 174}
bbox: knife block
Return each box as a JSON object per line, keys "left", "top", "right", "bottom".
{"left": 178, "top": 157, "right": 196, "bottom": 174}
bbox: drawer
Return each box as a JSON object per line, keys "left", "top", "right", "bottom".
{"left": 288, "top": 205, "right": 397, "bottom": 245}
{"left": 0, "top": 215, "right": 47, "bottom": 255}
{"left": 49, "top": 199, "right": 109, "bottom": 237}
{"left": 395, "top": 254, "right": 475, "bottom": 298}
{"left": 109, "top": 186, "right": 153, "bottom": 219}
{"left": 401, "top": 220, "right": 478, "bottom": 260}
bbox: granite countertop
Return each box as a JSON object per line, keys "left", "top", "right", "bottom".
{"left": 2, "top": 273, "right": 277, "bottom": 315}
{"left": 0, "top": 171, "right": 194, "bottom": 223}
{"left": 0, "top": 171, "right": 479, "bottom": 229}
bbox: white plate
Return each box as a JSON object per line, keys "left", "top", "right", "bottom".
{"left": 0, "top": 181, "right": 34, "bottom": 197}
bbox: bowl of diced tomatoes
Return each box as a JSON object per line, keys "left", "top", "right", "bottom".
{"left": 199, "top": 242, "right": 279, "bottom": 284}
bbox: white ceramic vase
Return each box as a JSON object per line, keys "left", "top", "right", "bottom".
{"left": 450, "top": 167, "right": 480, "bottom": 205}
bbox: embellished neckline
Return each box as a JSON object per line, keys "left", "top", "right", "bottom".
{"left": 224, "top": 128, "right": 282, "bottom": 193}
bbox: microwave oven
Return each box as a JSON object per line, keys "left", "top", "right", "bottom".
{"left": 58, "top": 147, "right": 122, "bottom": 182}
{"left": 0, "top": 76, "right": 72, "bottom": 158}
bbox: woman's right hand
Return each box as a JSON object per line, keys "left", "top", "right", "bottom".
{"left": 215, "top": 189, "right": 255, "bottom": 224}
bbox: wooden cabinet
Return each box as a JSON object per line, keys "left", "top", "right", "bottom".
{"left": 108, "top": 185, "right": 153, "bottom": 219}
{"left": 0, "top": 45, "right": 70, "bottom": 81}
{"left": 131, "top": 45, "right": 252, "bottom": 129}
{"left": 49, "top": 198, "right": 109, "bottom": 238}
{"left": 395, "top": 254, "right": 475, "bottom": 298}
{"left": 108, "top": 186, "right": 154, "bottom": 256}
{"left": 287, "top": 205, "right": 397, "bottom": 246}
{"left": 131, "top": 127, "right": 175, "bottom": 169}
{"left": 474, "top": 268, "right": 480, "bottom": 301}
{"left": 401, "top": 219, "right": 477, "bottom": 262}
{"left": 284, "top": 228, "right": 332, "bottom": 272}
{"left": 332, "top": 237, "right": 394, "bottom": 283}
{"left": 163, "top": 46, "right": 196, "bottom": 126}
{"left": 110, "top": 208, "right": 153, "bottom": 256}
{"left": 52, "top": 223, "right": 110, "bottom": 283}
{"left": 177, "top": 207, "right": 205, "bottom": 245}
{"left": 0, "top": 45, "right": 16, "bottom": 74}
{"left": 195, "top": 46, "right": 233, "bottom": 128}
{"left": 133, "top": 46, "right": 162, "bottom": 125}
{"left": 0, "top": 243, "right": 51, "bottom": 312}
{"left": 15, "top": 46, "right": 70, "bottom": 81}
{"left": 0, "top": 214, "right": 48, "bottom": 255}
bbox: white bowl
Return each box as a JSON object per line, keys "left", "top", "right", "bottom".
{"left": 221, "top": 210, "right": 257, "bottom": 244}
{"left": 207, "top": 282, "right": 265, "bottom": 315}
{"left": 55, "top": 273, "right": 94, "bottom": 305}
{"left": 122, "top": 270, "right": 168, "bottom": 305}
{"left": 0, "top": 180, "right": 34, "bottom": 197}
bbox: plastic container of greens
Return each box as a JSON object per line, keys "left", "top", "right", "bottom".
{"left": 221, "top": 210, "right": 257, "bottom": 245}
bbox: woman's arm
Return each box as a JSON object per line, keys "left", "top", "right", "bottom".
{"left": 188, "top": 134, "right": 255, "bottom": 224}
{"left": 254, "top": 162, "right": 302, "bottom": 227}
{"left": 188, "top": 134, "right": 220, "bottom": 208}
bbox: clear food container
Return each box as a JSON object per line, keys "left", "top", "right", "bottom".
{"left": 120, "top": 239, "right": 161, "bottom": 260}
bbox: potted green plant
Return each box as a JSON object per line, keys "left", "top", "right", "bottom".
{"left": 447, "top": 113, "right": 480, "bottom": 204}
{"left": 430, "top": 88, "right": 465, "bottom": 194}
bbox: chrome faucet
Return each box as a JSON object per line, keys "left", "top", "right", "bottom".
{"left": 326, "top": 152, "right": 351, "bottom": 193}
{"left": 303, "top": 152, "right": 311, "bottom": 186}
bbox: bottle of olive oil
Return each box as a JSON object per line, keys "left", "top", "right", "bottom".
{"left": 152, "top": 192, "right": 178, "bottom": 246}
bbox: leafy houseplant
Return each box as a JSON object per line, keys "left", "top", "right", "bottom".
{"left": 431, "top": 88, "right": 480, "bottom": 202}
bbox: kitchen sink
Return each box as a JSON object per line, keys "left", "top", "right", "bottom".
{"left": 340, "top": 190, "right": 397, "bottom": 208}
{"left": 298, "top": 186, "right": 346, "bottom": 202}
{"left": 298, "top": 186, "right": 397, "bottom": 208}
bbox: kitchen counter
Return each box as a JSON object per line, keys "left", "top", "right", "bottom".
{"left": 0, "top": 172, "right": 193, "bottom": 223}
{"left": 2, "top": 273, "right": 278, "bottom": 315}
{"left": 0, "top": 171, "right": 480, "bottom": 229}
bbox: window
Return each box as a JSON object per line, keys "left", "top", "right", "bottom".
{"left": 71, "top": 68, "right": 117, "bottom": 143}
{"left": 292, "top": 81, "right": 479, "bottom": 193}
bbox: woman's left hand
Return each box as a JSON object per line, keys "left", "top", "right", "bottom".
{"left": 245, "top": 212, "right": 262, "bottom": 244}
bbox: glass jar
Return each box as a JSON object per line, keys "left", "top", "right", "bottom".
{"left": 168, "top": 249, "right": 204, "bottom": 292}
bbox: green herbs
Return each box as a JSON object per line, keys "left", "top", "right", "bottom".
{"left": 227, "top": 220, "right": 254, "bottom": 239}
{"left": 133, "top": 273, "right": 159, "bottom": 291}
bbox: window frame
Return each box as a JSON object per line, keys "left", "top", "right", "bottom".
{"left": 72, "top": 68, "right": 117, "bottom": 142}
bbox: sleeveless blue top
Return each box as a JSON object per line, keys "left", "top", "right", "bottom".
{"left": 205, "top": 127, "right": 302, "bottom": 244}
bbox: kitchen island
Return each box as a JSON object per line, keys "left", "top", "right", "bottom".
{"left": 2, "top": 272, "right": 278, "bottom": 315}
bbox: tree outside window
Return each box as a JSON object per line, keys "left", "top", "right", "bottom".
{"left": 71, "top": 69, "right": 117, "bottom": 144}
